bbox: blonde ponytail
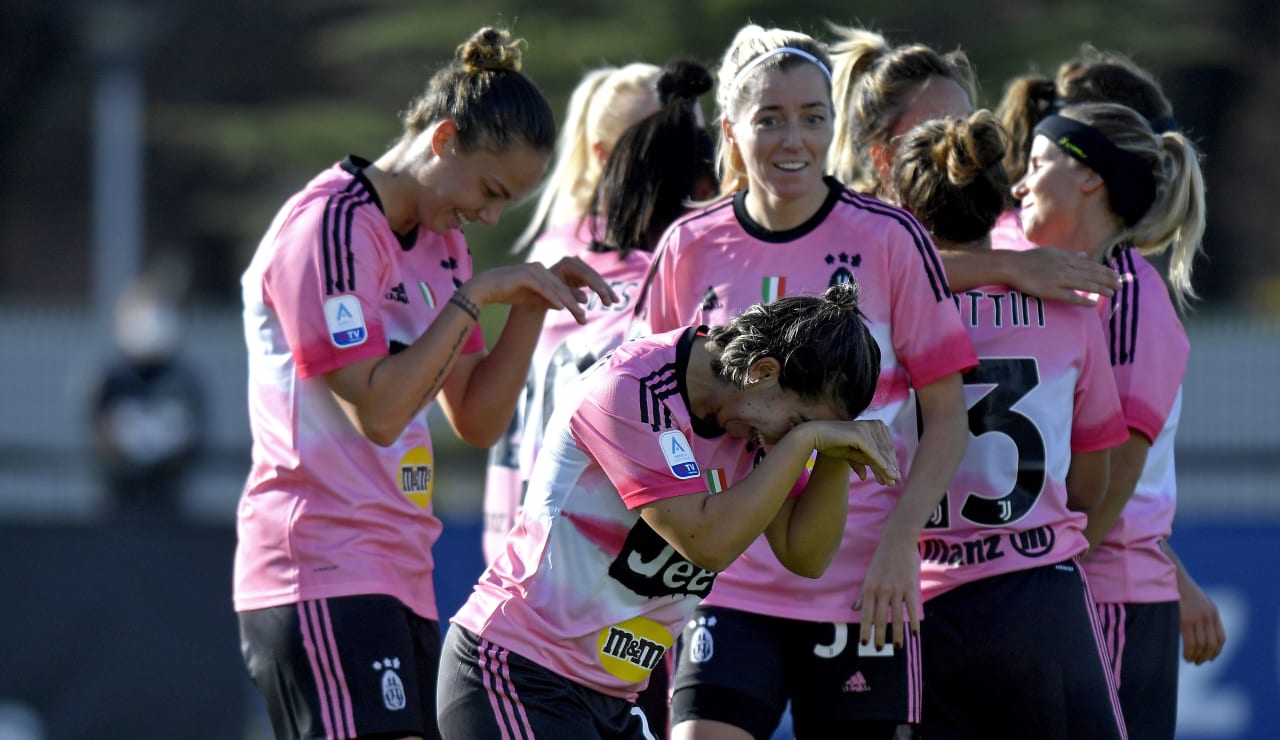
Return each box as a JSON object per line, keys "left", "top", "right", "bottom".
{"left": 827, "top": 25, "right": 890, "bottom": 186}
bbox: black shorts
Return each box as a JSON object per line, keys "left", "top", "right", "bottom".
{"left": 239, "top": 594, "right": 442, "bottom": 740}
{"left": 670, "top": 606, "right": 918, "bottom": 739}
{"left": 1096, "top": 600, "right": 1178, "bottom": 740}
{"left": 921, "top": 561, "right": 1126, "bottom": 740}
{"left": 436, "top": 624, "right": 659, "bottom": 740}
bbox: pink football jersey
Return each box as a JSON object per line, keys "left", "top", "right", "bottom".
{"left": 1083, "top": 247, "right": 1188, "bottom": 603}
{"left": 634, "top": 179, "right": 977, "bottom": 621}
{"left": 482, "top": 236, "right": 653, "bottom": 565}
{"left": 525, "top": 216, "right": 602, "bottom": 267}
{"left": 989, "top": 208, "right": 1037, "bottom": 253}
{"left": 920, "top": 284, "right": 1128, "bottom": 599}
{"left": 234, "top": 157, "right": 485, "bottom": 620}
{"left": 455, "top": 328, "right": 804, "bottom": 699}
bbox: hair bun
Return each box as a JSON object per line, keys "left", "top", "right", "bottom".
{"left": 823, "top": 281, "right": 863, "bottom": 311}
{"left": 935, "top": 111, "right": 1006, "bottom": 187}
{"left": 657, "top": 58, "right": 713, "bottom": 105}
{"left": 458, "top": 27, "right": 523, "bottom": 74}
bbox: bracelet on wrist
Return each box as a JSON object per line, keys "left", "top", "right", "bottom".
{"left": 448, "top": 292, "right": 480, "bottom": 322}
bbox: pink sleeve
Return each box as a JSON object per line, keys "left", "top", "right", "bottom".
{"left": 1107, "top": 296, "right": 1189, "bottom": 444}
{"left": 265, "top": 209, "right": 389, "bottom": 379}
{"left": 570, "top": 374, "right": 708, "bottom": 509}
{"left": 462, "top": 324, "right": 486, "bottom": 354}
{"left": 1072, "top": 313, "right": 1130, "bottom": 453}
{"left": 636, "top": 229, "right": 690, "bottom": 335}
{"left": 887, "top": 223, "right": 978, "bottom": 388}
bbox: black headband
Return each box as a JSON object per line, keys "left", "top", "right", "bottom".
{"left": 1034, "top": 115, "right": 1157, "bottom": 227}
{"left": 1147, "top": 114, "right": 1179, "bottom": 134}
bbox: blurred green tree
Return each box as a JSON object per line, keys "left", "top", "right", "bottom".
{"left": 0, "top": 0, "right": 1267, "bottom": 311}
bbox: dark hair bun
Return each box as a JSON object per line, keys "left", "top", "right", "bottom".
{"left": 823, "top": 281, "right": 863, "bottom": 311}
{"left": 657, "top": 58, "right": 713, "bottom": 105}
{"left": 458, "top": 27, "right": 522, "bottom": 73}
{"left": 937, "top": 110, "right": 1007, "bottom": 187}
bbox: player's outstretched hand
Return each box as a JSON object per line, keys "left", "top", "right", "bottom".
{"left": 468, "top": 258, "right": 617, "bottom": 324}
{"left": 1009, "top": 246, "right": 1122, "bottom": 306}
{"left": 546, "top": 255, "right": 620, "bottom": 323}
{"left": 808, "top": 420, "right": 900, "bottom": 487}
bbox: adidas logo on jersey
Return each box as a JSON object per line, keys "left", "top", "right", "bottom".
{"left": 385, "top": 282, "right": 409, "bottom": 304}
{"left": 842, "top": 671, "right": 871, "bottom": 693}
{"left": 700, "top": 286, "right": 722, "bottom": 311}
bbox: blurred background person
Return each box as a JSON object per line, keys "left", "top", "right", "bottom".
{"left": 89, "top": 259, "right": 205, "bottom": 522}
{"left": 512, "top": 61, "right": 664, "bottom": 259}
{"left": 483, "top": 60, "right": 663, "bottom": 565}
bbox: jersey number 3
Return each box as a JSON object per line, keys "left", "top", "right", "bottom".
{"left": 927, "top": 357, "right": 1046, "bottom": 529}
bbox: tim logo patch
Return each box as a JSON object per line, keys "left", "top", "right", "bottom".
{"left": 325, "top": 295, "right": 367, "bottom": 348}
{"left": 659, "top": 430, "right": 699, "bottom": 479}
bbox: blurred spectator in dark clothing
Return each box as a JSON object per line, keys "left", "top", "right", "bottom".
{"left": 89, "top": 275, "right": 204, "bottom": 521}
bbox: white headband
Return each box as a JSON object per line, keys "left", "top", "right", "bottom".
{"left": 730, "top": 46, "right": 832, "bottom": 97}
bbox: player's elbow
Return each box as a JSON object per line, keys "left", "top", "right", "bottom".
{"left": 791, "top": 559, "right": 833, "bottom": 580}
{"left": 353, "top": 411, "right": 408, "bottom": 448}
{"left": 781, "top": 550, "right": 835, "bottom": 580}
{"left": 673, "top": 540, "right": 735, "bottom": 574}
{"left": 1067, "top": 489, "right": 1101, "bottom": 514}
{"left": 361, "top": 425, "right": 402, "bottom": 448}
{"left": 452, "top": 419, "right": 503, "bottom": 449}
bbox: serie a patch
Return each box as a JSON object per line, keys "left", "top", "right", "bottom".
{"left": 324, "top": 295, "right": 368, "bottom": 348}
{"left": 658, "top": 430, "right": 699, "bottom": 479}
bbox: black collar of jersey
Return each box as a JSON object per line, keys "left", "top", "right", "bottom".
{"left": 1106, "top": 239, "right": 1135, "bottom": 266}
{"left": 340, "top": 155, "right": 419, "bottom": 251}
{"left": 732, "top": 175, "right": 842, "bottom": 244}
{"left": 676, "top": 326, "right": 726, "bottom": 439}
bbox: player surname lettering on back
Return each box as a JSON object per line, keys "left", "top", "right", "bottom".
{"left": 953, "top": 289, "right": 1047, "bottom": 329}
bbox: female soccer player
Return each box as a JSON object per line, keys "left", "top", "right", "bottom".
{"left": 636, "top": 25, "right": 975, "bottom": 740}
{"left": 1013, "top": 100, "right": 1210, "bottom": 740}
{"left": 483, "top": 60, "right": 663, "bottom": 564}
{"left": 825, "top": 24, "right": 1121, "bottom": 307}
{"left": 487, "top": 56, "right": 718, "bottom": 737}
{"left": 233, "top": 27, "right": 616, "bottom": 740}
{"left": 511, "top": 61, "right": 663, "bottom": 258}
{"left": 827, "top": 24, "right": 977, "bottom": 198}
{"left": 891, "top": 110, "right": 1130, "bottom": 739}
{"left": 438, "top": 283, "right": 899, "bottom": 740}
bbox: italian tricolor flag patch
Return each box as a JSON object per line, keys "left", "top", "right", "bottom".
{"left": 761, "top": 276, "right": 786, "bottom": 302}
{"left": 705, "top": 468, "right": 727, "bottom": 494}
